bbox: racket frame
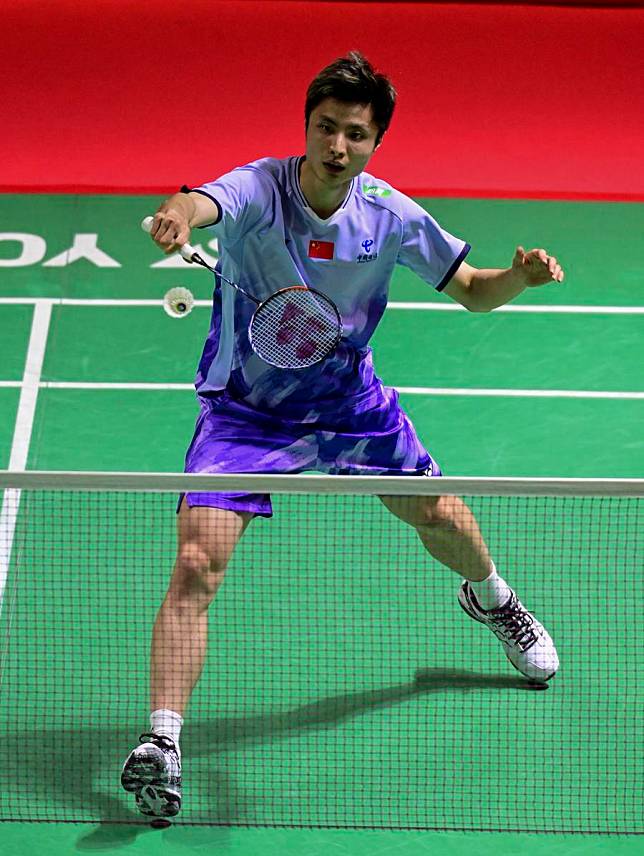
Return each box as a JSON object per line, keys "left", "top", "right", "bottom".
{"left": 247, "top": 285, "right": 343, "bottom": 369}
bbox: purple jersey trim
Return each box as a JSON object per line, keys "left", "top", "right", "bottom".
{"left": 436, "top": 242, "right": 471, "bottom": 292}
{"left": 187, "top": 188, "right": 222, "bottom": 227}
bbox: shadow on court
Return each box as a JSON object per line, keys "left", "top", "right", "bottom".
{"left": 190, "top": 668, "right": 546, "bottom": 748}
{"left": 2, "top": 668, "right": 546, "bottom": 848}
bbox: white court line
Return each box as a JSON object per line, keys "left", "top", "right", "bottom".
{"left": 0, "top": 300, "right": 52, "bottom": 618}
{"left": 1, "top": 296, "right": 644, "bottom": 314}
{"left": 36, "top": 381, "right": 644, "bottom": 399}
{"left": 397, "top": 386, "right": 644, "bottom": 400}
{"left": 42, "top": 381, "right": 193, "bottom": 391}
{"left": 387, "top": 302, "right": 644, "bottom": 314}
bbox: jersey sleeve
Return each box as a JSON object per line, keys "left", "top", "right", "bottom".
{"left": 191, "top": 166, "right": 273, "bottom": 245}
{"left": 396, "top": 195, "right": 471, "bottom": 292}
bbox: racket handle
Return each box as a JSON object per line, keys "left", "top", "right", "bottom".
{"left": 140, "top": 215, "right": 197, "bottom": 264}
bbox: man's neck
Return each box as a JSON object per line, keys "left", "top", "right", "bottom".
{"left": 299, "top": 158, "right": 350, "bottom": 220}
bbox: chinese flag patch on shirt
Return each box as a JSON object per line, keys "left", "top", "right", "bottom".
{"left": 308, "top": 240, "right": 334, "bottom": 260}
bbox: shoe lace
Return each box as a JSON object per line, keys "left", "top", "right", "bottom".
{"left": 487, "top": 596, "right": 540, "bottom": 653}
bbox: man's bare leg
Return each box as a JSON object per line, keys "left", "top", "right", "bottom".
{"left": 380, "top": 493, "right": 559, "bottom": 682}
{"left": 151, "top": 503, "right": 253, "bottom": 715}
{"left": 122, "top": 502, "right": 252, "bottom": 818}
{"left": 380, "top": 494, "right": 493, "bottom": 581}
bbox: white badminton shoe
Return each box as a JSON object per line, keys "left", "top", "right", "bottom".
{"left": 458, "top": 582, "right": 559, "bottom": 682}
{"left": 121, "top": 732, "right": 182, "bottom": 818}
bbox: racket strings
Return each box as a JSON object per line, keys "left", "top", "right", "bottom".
{"left": 250, "top": 289, "right": 341, "bottom": 369}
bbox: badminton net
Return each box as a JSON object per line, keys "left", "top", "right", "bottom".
{"left": 0, "top": 471, "right": 642, "bottom": 833}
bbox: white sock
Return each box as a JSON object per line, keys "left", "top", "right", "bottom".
{"left": 468, "top": 564, "right": 512, "bottom": 611}
{"left": 150, "top": 708, "right": 183, "bottom": 751}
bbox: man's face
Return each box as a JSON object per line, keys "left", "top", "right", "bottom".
{"left": 305, "top": 98, "right": 380, "bottom": 188}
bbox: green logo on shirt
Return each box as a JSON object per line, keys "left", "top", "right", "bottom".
{"left": 363, "top": 184, "right": 392, "bottom": 198}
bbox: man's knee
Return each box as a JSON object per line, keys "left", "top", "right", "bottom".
{"left": 414, "top": 495, "right": 464, "bottom": 533}
{"left": 421, "top": 496, "right": 458, "bottom": 529}
{"left": 382, "top": 493, "right": 462, "bottom": 530}
{"left": 172, "top": 541, "right": 227, "bottom": 600}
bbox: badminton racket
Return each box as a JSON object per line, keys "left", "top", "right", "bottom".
{"left": 142, "top": 216, "right": 342, "bottom": 369}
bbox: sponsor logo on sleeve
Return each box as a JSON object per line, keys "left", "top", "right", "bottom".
{"left": 363, "top": 184, "right": 392, "bottom": 198}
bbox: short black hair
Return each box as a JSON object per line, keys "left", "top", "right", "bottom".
{"left": 305, "top": 52, "right": 396, "bottom": 147}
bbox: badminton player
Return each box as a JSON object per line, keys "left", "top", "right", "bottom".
{"left": 122, "top": 52, "right": 565, "bottom": 819}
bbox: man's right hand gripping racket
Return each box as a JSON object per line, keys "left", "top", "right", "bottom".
{"left": 142, "top": 216, "right": 343, "bottom": 369}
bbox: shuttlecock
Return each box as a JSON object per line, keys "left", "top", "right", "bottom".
{"left": 163, "top": 287, "right": 194, "bottom": 318}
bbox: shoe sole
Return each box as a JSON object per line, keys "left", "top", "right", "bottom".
{"left": 121, "top": 751, "right": 181, "bottom": 818}
{"left": 457, "top": 588, "right": 556, "bottom": 683}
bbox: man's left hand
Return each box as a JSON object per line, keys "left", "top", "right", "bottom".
{"left": 512, "top": 246, "right": 564, "bottom": 287}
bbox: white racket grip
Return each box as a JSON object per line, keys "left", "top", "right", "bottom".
{"left": 140, "top": 215, "right": 197, "bottom": 263}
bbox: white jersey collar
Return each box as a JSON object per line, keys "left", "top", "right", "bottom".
{"left": 290, "top": 156, "right": 356, "bottom": 225}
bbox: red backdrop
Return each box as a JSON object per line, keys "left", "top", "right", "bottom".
{"left": 3, "top": 0, "right": 643, "bottom": 199}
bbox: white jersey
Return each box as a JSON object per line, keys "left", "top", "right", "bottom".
{"left": 192, "top": 155, "right": 470, "bottom": 417}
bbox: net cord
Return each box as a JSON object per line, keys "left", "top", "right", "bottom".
{"left": 0, "top": 471, "right": 642, "bottom": 497}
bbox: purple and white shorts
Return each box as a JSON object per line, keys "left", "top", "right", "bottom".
{"left": 180, "top": 388, "right": 442, "bottom": 517}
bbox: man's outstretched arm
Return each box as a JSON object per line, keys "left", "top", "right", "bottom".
{"left": 444, "top": 246, "right": 564, "bottom": 312}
